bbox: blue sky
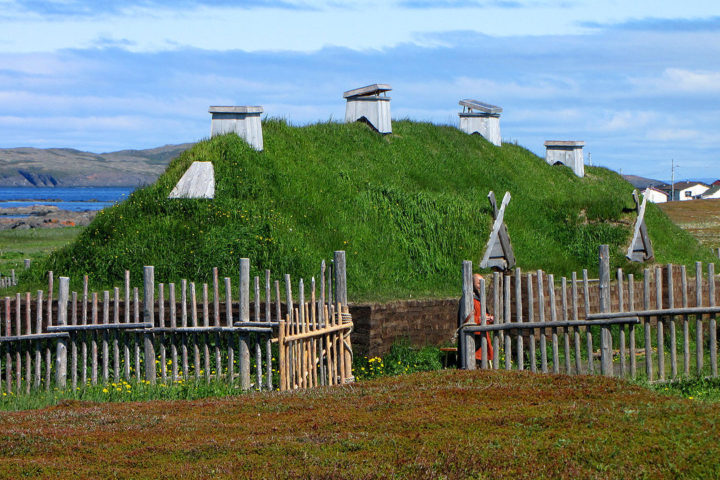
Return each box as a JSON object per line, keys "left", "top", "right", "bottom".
{"left": 0, "top": 1, "right": 719, "bottom": 180}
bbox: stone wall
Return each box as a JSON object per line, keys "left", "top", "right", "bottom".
{"left": 350, "top": 299, "right": 459, "bottom": 357}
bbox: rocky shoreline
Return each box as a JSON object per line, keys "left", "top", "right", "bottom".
{"left": 0, "top": 205, "right": 97, "bottom": 230}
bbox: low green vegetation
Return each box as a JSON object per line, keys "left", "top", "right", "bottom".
{"left": 25, "top": 120, "right": 712, "bottom": 300}
{"left": 650, "top": 376, "right": 720, "bottom": 401}
{"left": 0, "top": 227, "right": 84, "bottom": 279}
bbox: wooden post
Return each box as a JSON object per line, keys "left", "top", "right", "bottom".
{"left": 549, "top": 274, "right": 559, "bottom": 374}
{"left": 56, "top": 277, "right": 69, "bottom": 389}
{"left": 225, "top": 277, "right": 234, "bottom": 384}
{"left": 527, "top": 273, "right": 535, "bottom": 373}
{"left": 583, "top": 269, "right": 593, "bottom": 374}
{"left": 102, "top": 290, "right": 110, "bottom": 383}
{"left": 598, "top": 245, "right": 612, "bottom": 376}
{"left": 656, "top": 266, "right": 665, "bottom": 381}
{"left": 123, "top": 272, "right": 130, "bottom": 380}
{"left": 628, "top": 274, "right": 637, "bottom": 378}
{"left": 180, "top": 280, "right": 187, "bottom": 379}
{"left": 255, "top": 276, "right": 262, "bottom": 388}
{"left": 143, "top": 266, "right": 156, "bottom": 384}
{"left": 479, "top": 277, "right": 488, "bottom": 369}
{"left": 239, "top": 258, "right": 251, "bottom": 390}
{"left": 644, "top": 269, "right": 653, "bottom": 380}
{"left": 213, "top": 268, "right": 221, "bottom": 380}
{"left": 113, "top": 287, "right": 120, "bottom": 382}
{"left": 681, "top": 266, "right": 689, "bottom": 376}
{"left": 538, "top": 271, "right": 548, "bottom": 373}
{"left": 618, "top": 268, "right": 626, "bottom": 376}
{"left": 503, "top": 273, "right": 512, "bottom": 371}
{"left": 696, "top": 262, "right": 703, "bottom": 375}
{"left": 191, "top": 282, "right": 199, "bottom": 379}
{"left": 47, "top": 271, "right": 53, "bottom": 327}
{"left": 492, "top": 272, "right": 500, "bottom": 370}
{"left": 170, "top": 283, "right": 178, "bottom": 382}
{"left": 561, "top": 277, "right": 570, "bottom": 374}
{"left": 668, "top": 264, "right": 677, "bottom": 379}
{"left": 572, "top": 271, "right": 581, "bottom": 374}
{"left": 203, "top": 283, "right": 210, "bottom": 382}
{"left": 515, "top": 268, "right": 524, "bottom": 371}
{"left": 36, "top": 290, "right": 44, "bottom": 389}
{"left": 709, "top": 263, "right": 717, "bottom": 377}
{"left": 278, "top": 320, "right": 286, "bottom": 391}
{"left": 461, "top": 261, "right": 475, "bottom": 370}
{"left": 334, "top": 251, "right": 347, "bottom": 306}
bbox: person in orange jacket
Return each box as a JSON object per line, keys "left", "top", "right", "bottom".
{"left": 465, "top": 273, "right": 494, "bottom": 363}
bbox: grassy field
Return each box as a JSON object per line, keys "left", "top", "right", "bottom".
{"left": 659, "top": 198, "right": 720, "bottom": 250}
{"left": 0, "top": 369, "right": 717, "bottom": 479}
{"left": 0, "top": 227, "right": 84, "bottom": 278}
{"left": 23, "top": 120, "right": 712, "bottom": 300}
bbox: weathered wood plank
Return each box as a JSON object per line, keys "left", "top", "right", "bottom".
{"left": 549, "top": 274, "right": 559, "bottom": 374}
{"left": 644, "top": 269, "right": 653, "bottom": 380}
{"left": 537, "top": 271, "right": 547, "bottom": 373}
{"left": 696, "top": 262, "right": 703, "bottom": 375}
{"left": 709, "top": 263, "right": 717, "bottom": 378}
{"left": 628, "top": 274, "right": 637, "bottom": 379}
{"left": 515, "top": 268, "right": 524, "bottom": 371}
{"left": 656, "top": 267, "right": 665, "bottom": 381}
{"left": 681, "top": 266, "right": 690, "bottom": 377}
{"left": 667, "top": 264, "right": 677, "bottom": 379}
{"left": 239, "top": 258, "right": 251, "bottom": 390}
{"left": 56, "top": 277, "right": 69, "bottom": 388}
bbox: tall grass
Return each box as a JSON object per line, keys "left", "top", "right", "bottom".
{"left": 26, "top": 119, "right": 713, "bottom": 300}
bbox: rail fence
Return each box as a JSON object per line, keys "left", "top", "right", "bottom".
{"left": 0, "top": 269, "right": 17, "bottom": 289}
{"left": 0, "top": 251, "right": 352, "bottom": 396}
{"left": 0, "top": 260, "right": 30, "bottom": 290}
{"left": 460, "top": 245, "right": 720, "bottom": 382}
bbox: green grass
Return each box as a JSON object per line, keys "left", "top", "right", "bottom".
{"left": 24, "top": 119, "right": 713, "bottom": 300}
{"left": 650, "top": 376, "right": 720, "bottom": 401}
{"left": 0, "top": 227, "right": 84, "bottom": 279}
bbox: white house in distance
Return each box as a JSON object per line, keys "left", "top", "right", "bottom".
{"left": 671, "top": 181, "right": 710, "bottom": 201}
{"left": 642, "top": 186, "right": 669, "bottom": 203}
{"left": 701, "top": 184, "right": 720, "bottom": 199}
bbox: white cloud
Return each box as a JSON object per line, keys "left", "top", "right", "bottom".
{"left": 631, "top": 68, "right": 720, "bottom": 94}
{"left": 596, "top": 111, "right": 658, "bottom": 132}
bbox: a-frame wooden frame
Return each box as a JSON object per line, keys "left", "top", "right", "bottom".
{"left": 626, "top": 189, "right": 654, "bottom": 262}
{"left": 480, "top": 191, "right": 516, "bottom": 271}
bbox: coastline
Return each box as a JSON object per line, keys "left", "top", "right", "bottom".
{"left": 0, "top": 205, "right": 97, "bottom": 230}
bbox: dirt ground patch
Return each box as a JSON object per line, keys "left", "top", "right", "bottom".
{"left": 659, "top": 198, "right": 720, "bottom": 249}
{"left": 0, "top": 370, "right": 718, "bottom": 479}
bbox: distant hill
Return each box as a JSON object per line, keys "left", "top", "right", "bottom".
{"left": 0, "top": 144, "right": 194, "bottom": 187}
{"left": 622, "top": 174, "right": 666, "bottom": 190}
{"left": 32, "top": 120, "right": 714, "bottom": 300}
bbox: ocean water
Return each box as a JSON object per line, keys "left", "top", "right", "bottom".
{"left": 0, "top": 187, "right": 135, "bottom": 212}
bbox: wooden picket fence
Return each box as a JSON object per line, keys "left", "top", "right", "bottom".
{"left": 0, "top": 252, "right": 352, "bottom": 395}
{"left": 0, "top": 269, "right": 17, "bottom": 289}
{"left": 460, "top": 245, "right": 720, "bottom": 382}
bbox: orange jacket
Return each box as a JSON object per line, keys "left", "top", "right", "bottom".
{"left": 472, "top": 297, "right": 494, "bottom": 361}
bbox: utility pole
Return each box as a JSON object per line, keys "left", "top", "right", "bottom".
{"left": 671, "top": 159, "right": 675, "bottom": 201}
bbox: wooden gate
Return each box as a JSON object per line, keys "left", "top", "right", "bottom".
{"left": 278, "top": 302, "right": 353, "bottom": 391}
